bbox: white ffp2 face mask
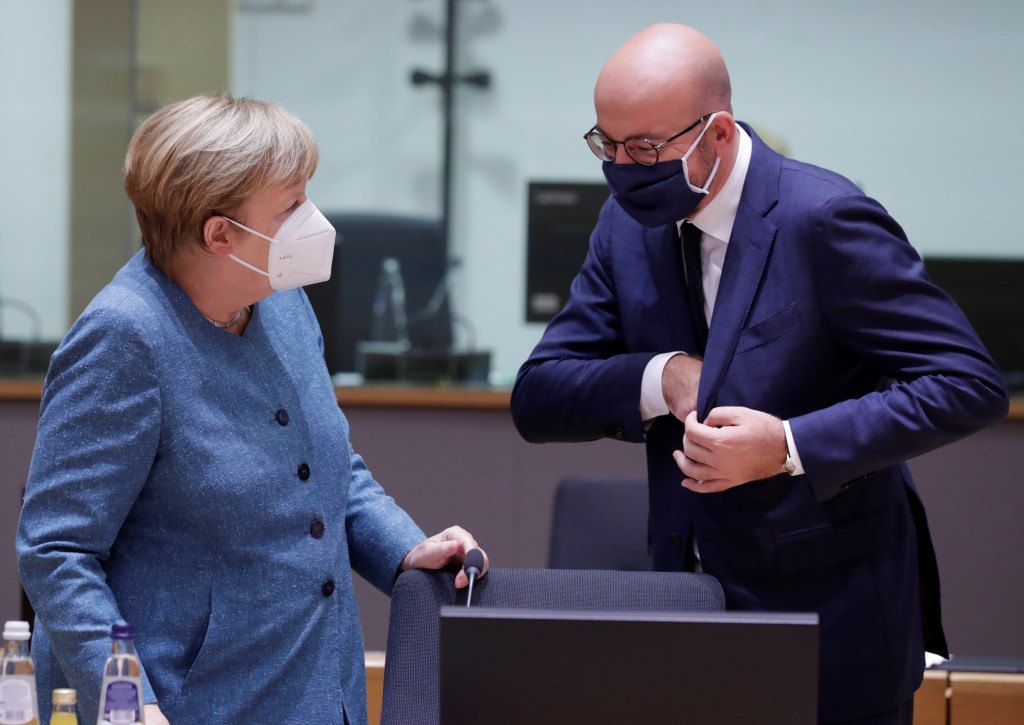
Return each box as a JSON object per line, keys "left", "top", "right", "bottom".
{"left": 226, "top": 199, "right": 336, "bottom": 291}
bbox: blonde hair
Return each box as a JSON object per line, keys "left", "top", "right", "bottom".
{"left": 123, "top": 94, "right": 319, "bottom": 271}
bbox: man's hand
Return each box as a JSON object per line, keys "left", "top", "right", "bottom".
{"left": 144, "top": 704, "right": 171, "bottom": 725}
{"left": 400, "top": 525, "right": 489, "bottom": 589}
{"left": 662, "top": 353, "right": 703, "bottom": 421}
{"left": 673, "top": 407, "right": 788, "bottom": 492}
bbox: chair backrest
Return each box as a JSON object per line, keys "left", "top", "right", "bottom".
{"left": 548, "top": 477, "right": 650, "bottom": 571}
{"left": 381, "top": 567, "right": 725, "bottom": 725}
{"left": 303, "top": 213, "right": 452, "bottom": 375}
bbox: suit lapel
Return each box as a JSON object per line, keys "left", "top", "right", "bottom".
{"left": 699, "top": 210, "right": 776, "bottom": 416}
{"left": 698, "top": 126, "right": 782, "bottom": 418}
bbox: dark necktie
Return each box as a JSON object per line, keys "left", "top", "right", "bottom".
{"left": 681, "top": 222, "right": 708, "bottom": 354}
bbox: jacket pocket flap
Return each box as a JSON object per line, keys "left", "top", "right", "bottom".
{"left": 775, "top": 513, "right": 883, "bottom": 574}
{"left": 735, "top": 302, "right": 800, "bottom": 353}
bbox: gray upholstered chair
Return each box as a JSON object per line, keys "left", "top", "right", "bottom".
{"left": 548, "top": 477, "right": 651, "bottom": 571}
{"left": 380, "top": 567, "right": 725, "bottom": 725}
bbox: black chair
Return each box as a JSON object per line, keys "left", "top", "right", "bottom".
{"left": 548, "top": 477, "right": 650, "bottom": 571}
{"left": 380, "top": 567, "right": 725, "bottom": 725}
{"left": 303, "top": 213, "right": 452, "bottom": 375}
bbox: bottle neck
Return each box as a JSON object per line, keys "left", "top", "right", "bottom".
{"left": 111, "top": 638, "right": 137, "bottom": 656}
{"left": 53, "top": 703, "right": 77, "bottom": 713}
{"left": 2, "top": 638, "right": 30, "bottom": 658}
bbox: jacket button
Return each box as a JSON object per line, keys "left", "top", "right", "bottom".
{"left": 275, "top": 408, "right": 290, "bottom": 426}
{"left": 310, "top": 519, "right": 325, "bottom": 539}
{"left": 670, "top": 532, "right": 682, "bottom": 547}
{"left": 322, "top": 580, "right": 335, "bottom": 597}
{"left": 297, "top": 462, "right": 311, "bottom": 481}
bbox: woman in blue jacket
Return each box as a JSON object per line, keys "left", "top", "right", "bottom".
{"left": 17, "top": 94, "right": 487, "bottom": 725}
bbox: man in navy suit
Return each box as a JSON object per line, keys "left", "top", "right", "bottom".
{"left": 511, "top": 23, "right": 1009, "bottom": 724}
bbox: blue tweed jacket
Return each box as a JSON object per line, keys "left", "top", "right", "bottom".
{"left": 17, "top": 250, "right": 426, "bottom": 724}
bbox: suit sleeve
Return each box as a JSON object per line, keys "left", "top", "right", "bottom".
{"left": 512, "top": 201, "right": 658, "bottom": 444}
{"left": 343, "top": 439, "right": 427, "bottom": 595}
{"left": 790, "top": 194, "right": 1009, "bottom": 500}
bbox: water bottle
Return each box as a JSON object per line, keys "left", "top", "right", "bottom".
{"left": 96, "top": 623, "right": 143, "bottom": 725}
{"left": 48, "top": 690, "right": 77, "bottom": 725}
{"left": 370, "top": 257, "right": 409, "bottom": 344}
{"left": 0, "top": 620, "right": 39, "bottom": 725}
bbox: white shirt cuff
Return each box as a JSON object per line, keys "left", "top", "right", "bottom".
{"left": 640, "top": 352, "right": 682, "bottom": 423}
{"left": 782, "top": 420, "right": 806, "bottom": 476}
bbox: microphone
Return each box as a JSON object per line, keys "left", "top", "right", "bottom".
{"left": 409, "top": 256, "right": 461, "bottom": 326}
{"left": 463, "top": 548, "right": 484, "bottom": 608}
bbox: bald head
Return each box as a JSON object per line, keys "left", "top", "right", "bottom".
{"left": 595, "top": 24, "right": 732, "bottom": 140}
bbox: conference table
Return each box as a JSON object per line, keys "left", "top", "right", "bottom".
{"left": 3, "top": 378, "right": 1023, "bottom": 414}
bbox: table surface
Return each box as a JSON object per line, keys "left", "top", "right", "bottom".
{"left": 0, "top": 378, "right": 513, "bottom": 409}
{"left": 1, "top": 378, "right": 1022, "bottom": 418}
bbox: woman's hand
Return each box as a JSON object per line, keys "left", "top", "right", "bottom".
{"left": 144, "top": 703, "right": 171, "bottom": 725}
{"left": 400, "top": 525, "right": 489, "bottom": 588}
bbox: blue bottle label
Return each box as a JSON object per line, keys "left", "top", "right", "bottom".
{"left": 102, "top": 679, "right": 140, "bottom": 723}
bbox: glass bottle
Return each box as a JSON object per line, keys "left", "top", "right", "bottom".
{"left": 96, "top": 623, "right": 144, "bottom": 725}
{"left": 48, "top": 690, "right": 77, "bottom": 725}
{"left": 0, "top": 620, "right": 39, "bottom": 725}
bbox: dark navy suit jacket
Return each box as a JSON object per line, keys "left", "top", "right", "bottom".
{"left": 512, "top": 125, "right": 1009, "bottom": 721}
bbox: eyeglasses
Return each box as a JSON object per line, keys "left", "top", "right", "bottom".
{"left": 584, "top": 113, "right": 712, "bottom": 166}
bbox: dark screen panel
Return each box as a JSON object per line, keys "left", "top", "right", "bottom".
{"left": 923, "top": 257, "right": 1024, "bottom": 392}
{"left": 440, "top": 607, "right": 819, "bottom": 725}
{"left": 525, "top": 181, "right": 609, "bottom": 322}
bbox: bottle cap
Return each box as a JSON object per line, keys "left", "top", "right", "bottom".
{"left": 111, "top": 621, "right": 137, "bottom": 639}
{"left": 2, "top": 620, "right": 30, "bottom": 640}
{"left": 52, "top": 689, "right": 77, "bottom": 706}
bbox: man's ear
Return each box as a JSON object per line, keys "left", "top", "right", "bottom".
{"left": 710, "top": 111, "right": 735, "bottom": 145}
{"left": 203, "top": 215, "right": 235, "bottom": 258}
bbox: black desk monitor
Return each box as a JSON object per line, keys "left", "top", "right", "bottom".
{"left": 439, "top": 606, "right": 819, "bottom": 725}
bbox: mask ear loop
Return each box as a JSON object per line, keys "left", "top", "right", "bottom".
{"left": 228, "top": 254, "right": 272, "bottom": 278}
{"left": 223, "top": 216, "right": 276, "bottom": 243}
{"left": 681, "top": 112, "right": 721, "bottom": 194}
{"left": 223, "top": 216, "right": 274, "bottom": 278}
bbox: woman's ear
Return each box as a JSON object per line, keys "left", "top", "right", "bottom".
{"left": 203, "top": 215, "right": 235, "bottom": 258}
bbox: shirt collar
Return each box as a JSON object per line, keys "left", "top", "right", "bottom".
{"left": 677, "top": 124, "right": 752, "bottom": 244}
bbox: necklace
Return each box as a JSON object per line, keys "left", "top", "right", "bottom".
{"left": 204, "top": 306, "right": 250, "bottom": 329}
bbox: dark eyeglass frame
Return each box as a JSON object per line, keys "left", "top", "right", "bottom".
{"left": 584, "top": 113, "right": 712, "bottom": 166}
